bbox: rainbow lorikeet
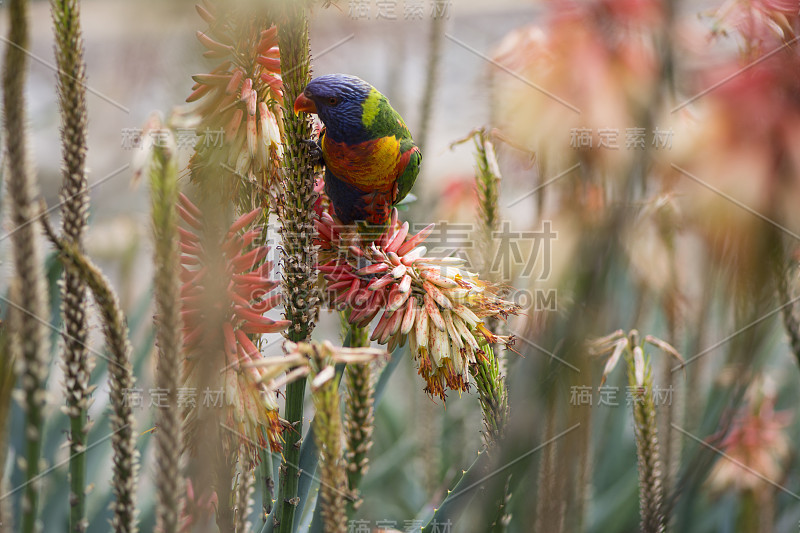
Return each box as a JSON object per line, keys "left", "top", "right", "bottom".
{"left": 293, "top": 74, "right": 421, "bottom": 228}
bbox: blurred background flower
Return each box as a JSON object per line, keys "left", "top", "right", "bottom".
{"left": 707, "top": 379, "right": 791, "bottom": 494}
{"left": 178, "top": 194, "right": 289, "bottom": 457}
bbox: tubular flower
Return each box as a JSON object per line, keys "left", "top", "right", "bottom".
{"left": 242, "top": 340, "right": 387, "bottom": 404}
{"left": 247, "top": 340, "right": 387, "bottom": 373}
{"left": 315, "top": 208, "right": 521, "bottom": 401}
{"left": 707, "top": 383, "right": 791, "bottom": 494}
{"left": 710, "top": 0, "right": 800, "bottom": 53}
{"left": 178, "top": 193, "right": 291, "bottom": 455}
{"left": 490, "top": 0, "right": 661, "bottom": 182}
{"left": 186, "top": 0, "right": 284, "bottom": 208}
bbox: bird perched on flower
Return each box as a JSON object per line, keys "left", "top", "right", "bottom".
{"left": 293, "top": 74, "right": 421, "bottom": 229}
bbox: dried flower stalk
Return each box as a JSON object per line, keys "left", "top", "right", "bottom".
{"left": 43, "top": 220, "right": 139, "bottom": 533}
{"left": 309, "top": 347, "right": 350, "bottom": 533}
{"left": 51, "top": 0, "right": 92, "bottom": 529}
{"left": 234, "top": 452, "right": 256, "bottom": 533}
{"left": 628, "top": 354, "right": 665, "bottom": 533}
{"left": 534, "top": 399, "right": 562, "bottom": 533}
{"left": 343, "top": 318, "right": 374, "bottom": 515}
{"left": 591, "top": 330, "right": 680, "bottom": 533}
{"left": 3, "top": 0, "right": 51, "bottom": 531}
{"left": 416, "top": 5, "right": 444, "bottom": 154}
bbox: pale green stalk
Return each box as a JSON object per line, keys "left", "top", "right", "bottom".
{"left": 470, "top": 130, "right": 509, "bottom": 448}
{"left": 472, "top": 344, "right": 508, "bottom": 448}
{"left": 150, "top": 143, "right": 184, "bottom": 533}
{"left": 0, "top": 326, "right": 15, "bottom": 533}
{"left": 416, "top": 7, "right": 445, "bottom": 154}
{"left": 3, "top": 0, "right": 51, "bottom": 530}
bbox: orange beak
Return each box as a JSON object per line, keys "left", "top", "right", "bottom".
{"left": 293, "top": 93, "right": 317, "bottom": 115}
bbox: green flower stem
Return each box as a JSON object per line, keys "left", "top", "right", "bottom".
{"left": 260, "top": 447, "right": 275, "bottom": 521}
{"left": 472, "top": 129, "right": 500, "bottom": 276}
{"left": 260, "top": 347, "right": 404, "bottom": 533}
{"left": 274, "top": 1, "right": 319, "bottom": 532}
{"left": 471, "top": 343, "right": 508, "bottom": 448}
{"left": 421, "top": 451, "right": 488, "bottom": 533}
{"left": 276, "top": 379, "right": 306, "bottom": 533}
{"left": 470, "top": 129, "right": 509, "bottom": 449}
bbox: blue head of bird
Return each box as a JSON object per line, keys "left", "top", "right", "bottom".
{"left": 293, "top": 73, "right": 374, "bottom": 144}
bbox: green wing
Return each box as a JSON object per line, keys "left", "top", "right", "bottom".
{"left": 364, "top": 91, "right": 413, "bottom": 140}
{"left": 395, "top": 139, "right": 421, "bottom": 204}
{"left": 361, "top": 89, "right": 421, "bottom": 204}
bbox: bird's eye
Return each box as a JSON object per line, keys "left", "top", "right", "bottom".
{"left": 328, "top": 97, "right": 339, "bottom": 106}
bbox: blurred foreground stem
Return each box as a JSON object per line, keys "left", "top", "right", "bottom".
{"left": 150, "top": 142, "right": 184, "bottom": 533}
{"left": 416, "top": 8, "right": 445, "bottom": 154}
{"left": 0, "top": 328, "right": 14, "bottom": 533}
{"left": 3, "top": 0, "right": 51, "bottom": 531}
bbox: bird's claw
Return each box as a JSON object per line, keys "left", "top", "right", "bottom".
{"left": 301, "top": 138, "right": 323, "bottom": 164}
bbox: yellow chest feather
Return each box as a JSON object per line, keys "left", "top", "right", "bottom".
{"left": 322, "top": 134, "right": 403, "bottom": 192}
